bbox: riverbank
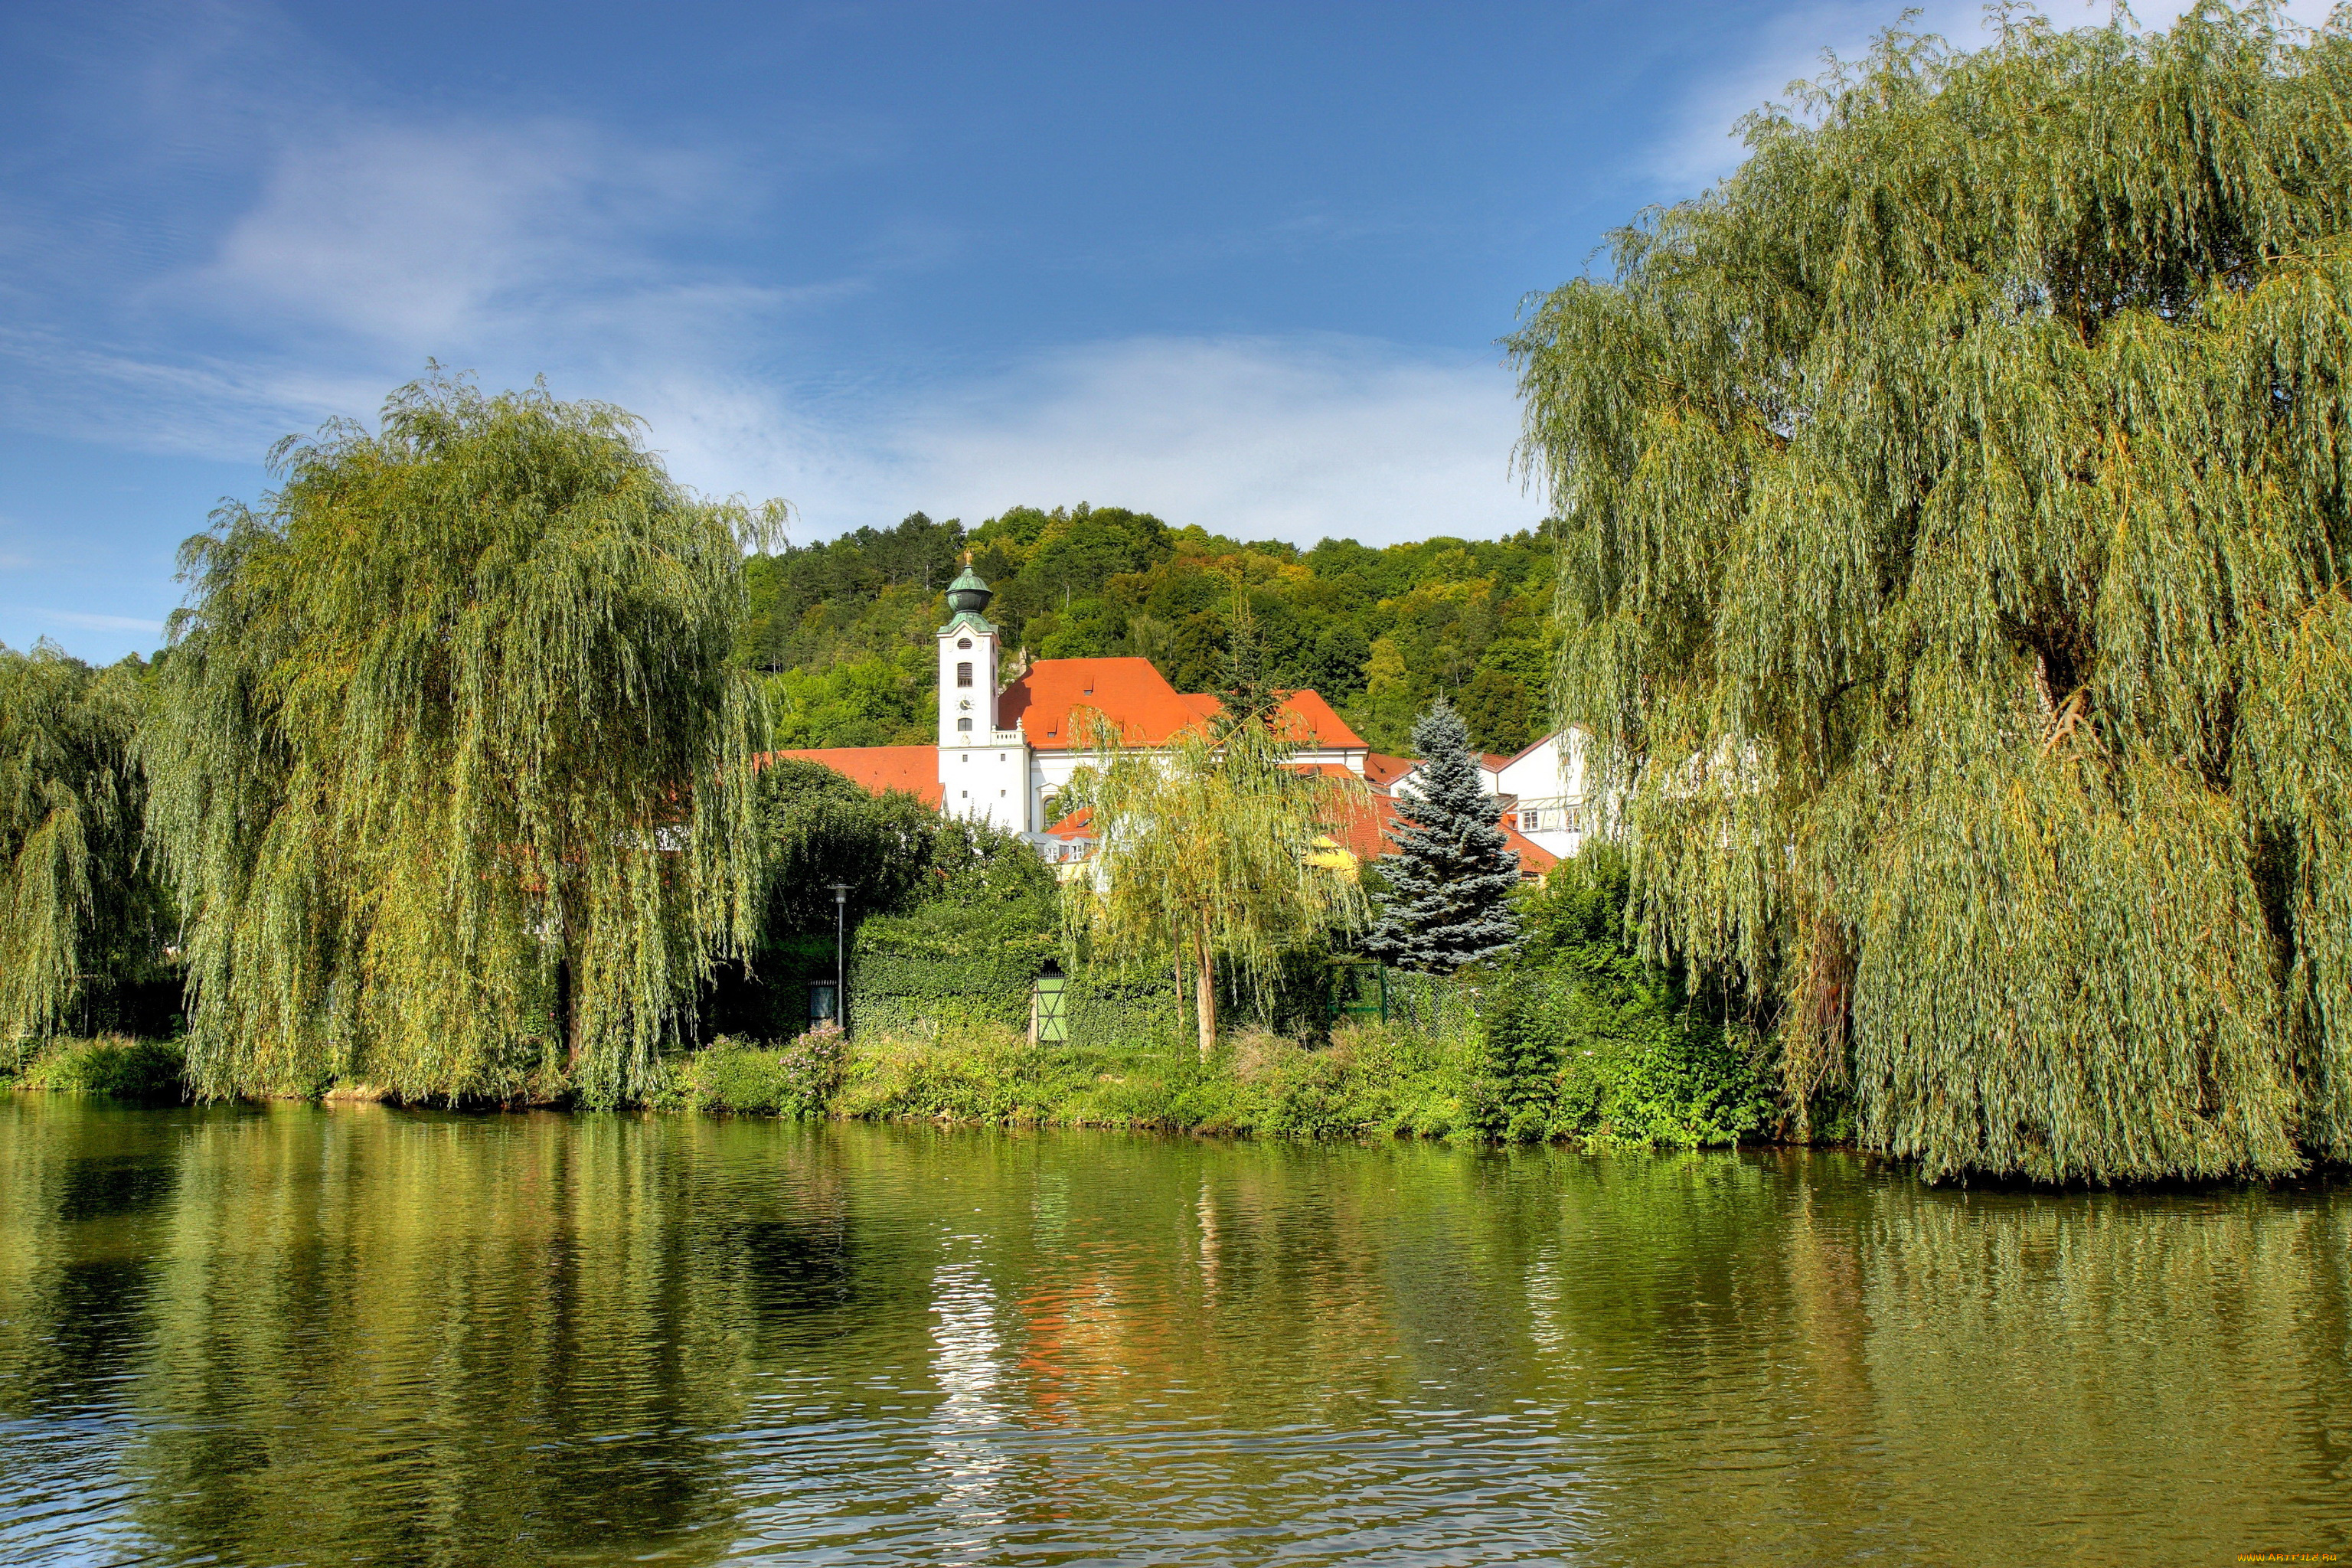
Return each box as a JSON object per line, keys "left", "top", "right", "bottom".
{"left": 4, "top": 1018, "right": 1780, "bottom": 1150}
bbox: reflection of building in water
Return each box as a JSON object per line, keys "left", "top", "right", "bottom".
{"left": 1524, "top": 1245, "right": 1563, "bottom": 1358}
{"left": 1197, "top": 1178, "right": 1220, "bottom": 1301}
{"left": 925, "top": 1256, "right": 1009, "bottom": 1565}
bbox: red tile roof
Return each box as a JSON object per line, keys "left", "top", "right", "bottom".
{"left": 997, "top": 657, "right": 1366, "bottom": 751}
{"left": 1328, "top": 790, "right": 1557, "bottom": 878}
{"left": 1274, "top": 688, "right": 1366, "bottom": 750}
{"left": 999, "top": 658, "right": 1201, "bottom": 747}
{"left": 756, "top": 745, "right": 942, "bottom": 805}
{"left": 1028, "top": 770, "right": 1553, "bottom": 877}
{"left": 1498, "top": 822, "right": 1561, "bottom": 877}
{"left": 1362, "top": 752, "right": 1419, "bottom": 789}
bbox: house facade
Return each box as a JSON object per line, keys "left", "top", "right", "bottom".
{"left": 1377, "top": 729, "right": 1599, "bottom": 863}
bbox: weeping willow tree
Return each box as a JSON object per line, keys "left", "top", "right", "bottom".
{"left": 1509, "top": 5, "right": 2352, "bottom": 1181}
{"left": 1062, "top": 712, "right": 1366, "bottom": 1055}
{"left": 0, "top": 643, "right": 173, "bottom": 1057}
{"left": 142, "top": 372, "right": 785, "bottom": 1104}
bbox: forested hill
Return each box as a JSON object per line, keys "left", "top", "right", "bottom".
{"left": 738, "top": 504, "right": 1559, "bottom": 756}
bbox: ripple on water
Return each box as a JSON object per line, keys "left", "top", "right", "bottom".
{"left": 0, "top": 1108, "right": 2347, "bottom": 1566}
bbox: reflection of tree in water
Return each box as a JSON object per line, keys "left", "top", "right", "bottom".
{"left": 12, "top": 1257, "right": 158, "bottom": 1416}
{"left": 92, "top": 1109, "right": 883, "bottom": 1568}
{"left": 0, "top": 1116, "right": 183, "bottom": 1422}
{"left": 5, "top": 1102, "right": 2350, "bottom": 1566}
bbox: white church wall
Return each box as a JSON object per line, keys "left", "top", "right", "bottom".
{"left": 946, "top": 740, "right": 1029, "bottom": 833}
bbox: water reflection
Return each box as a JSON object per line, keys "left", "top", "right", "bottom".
{"left": 0, "top": 1097, "right": 2346, "bottom": 1566}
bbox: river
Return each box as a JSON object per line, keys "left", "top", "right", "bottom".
{"left": 1, "top": 1095, "right": 2345, "bottom": 1565}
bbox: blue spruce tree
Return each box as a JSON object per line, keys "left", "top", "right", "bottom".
{"left": 1361, "top": 697, "right": 1522, "bottom": 972}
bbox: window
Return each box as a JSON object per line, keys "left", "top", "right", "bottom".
{"left": 956, "top": 717, "right": 972, "bottom": 733}
{"left": 956, "top": 637, "right": 972, "bottom": 650}
{"left": 956, "top": 662, "right": 973, "bottom": 688}
{"left": 1519, "top": 810, "right": 1542, "bottom": 831}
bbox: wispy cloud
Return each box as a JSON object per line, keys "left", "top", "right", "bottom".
{"left": 11, "top": 107, "right": 1540, "bottom": 549}
{"left": 884, "top": 335, "right": 1536, "bottom": 545}
{"left": 18, "top": 608, "right": 165, "bottom": 635}
{"left": 550, "top": 334, "right": 1540, "bottom": 549}
{"left": 1, "top": 106, "right": 852, "bottom": 466}
{"left": 180, "top": 119, "right": 771, "bottom": 351}
{"left": 1647, "top": 0, "right": 2342, "bottom": 191}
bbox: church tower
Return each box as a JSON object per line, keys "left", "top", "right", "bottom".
{"left": 936, "top": 560, "right": 1027, "bottom": 831}
{"left": 938, "top": 560, "right": 998, "bottom": 743}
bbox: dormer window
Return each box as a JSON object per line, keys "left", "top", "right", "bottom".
{"left": 956, "top": 662, "right": 973, "bottom": 688}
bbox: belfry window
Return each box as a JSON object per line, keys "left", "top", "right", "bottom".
{"left": 956, "top": 717, "right": 973, "bottom": 733}
{"left": 956, "top": 662, "right": 973, "bottom": 688}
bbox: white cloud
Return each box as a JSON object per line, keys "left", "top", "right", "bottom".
{"left": 551, "top": 335, "right": 1542, "bottom": 550}
{"left": 181, "top": 120, "right": 762, "bottom": 351}
{"left": 1648, "top": 0, "right": 2342, "bottom": 191}
{"left": 23, "top": 608, "right": 165, "bottom": 635}
{"left": 880, "top": 335, "right": 1537, "bottom": 545}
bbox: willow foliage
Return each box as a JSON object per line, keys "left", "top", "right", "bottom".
{"left": 0, "top": 644, "right": 170, "bottom": 1053}
{"left": 144, "top": 374, "right": 783, "bottom": 1104}
{"left": 1063, "top": 714, "right": 1367, "bottom": 1054}
{"left": 1510, "top": 5, "right": 2352, "bottom": 1181}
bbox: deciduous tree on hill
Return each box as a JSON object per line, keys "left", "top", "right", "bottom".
{"left": 1510, "top": 6, "right": 2352, "bottom": 1181}
{"left": 734, "top": 506, "right": 1559, "bottom": 754}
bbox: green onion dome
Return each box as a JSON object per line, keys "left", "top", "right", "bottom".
{"left": 946, "top": 565, "right": 992, "bottom": 616}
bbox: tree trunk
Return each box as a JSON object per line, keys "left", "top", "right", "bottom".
{"left": 1193, "top": 922, "right": 1217, "bottom": 1060}
{"left": 557, "top": 950, "right": 586, "bottom": 1073}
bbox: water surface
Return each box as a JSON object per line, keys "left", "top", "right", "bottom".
{"left": 2, "top": 1096, "right": 2346, "bottom": 1565}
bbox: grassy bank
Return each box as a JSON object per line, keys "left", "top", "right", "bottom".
{"left": 664, "top": 1002, "right": 1771, "bottom": 1148}
{"left": 3, "top": 1034, "right": 188, "bottom": 1099}
{"left": 5, "top": 1009, "right": 1774, "bottom": 1152}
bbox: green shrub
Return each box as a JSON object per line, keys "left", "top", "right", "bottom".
{"left": 678, "top": 1031, "right": 844, "bottom": 1116}
{"left": 8, "top": 1035, "right": 188, "bottom": 1099}
{"left": 1466, "top": 985, "right": 1560, "bottom": 1142}
{"left": 1480, "top": 843, "right": 1780, "bottom": 1148}
{"left": 850, "top": 835, "right": 1060, "bottom": 1037}
{"left": 834, "top": 1023, "right": 1101, "bottom": 1122}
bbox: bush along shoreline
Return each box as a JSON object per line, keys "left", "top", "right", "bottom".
{"left": 6, "top": 846, "right": 1782, "bottom": 1153}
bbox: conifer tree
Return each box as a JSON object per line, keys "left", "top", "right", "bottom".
{"left": 143, "top": 371, "right": 785, "bottom": 1104}
{"left": 1508, "top": 7, "right": 2352, "bottom": 1180}
{"left": 1214, "top": 572, "right": 1282, "bottom": 733}
{"left": 1362, "top": 697, "right": 1521, "bottom": 972}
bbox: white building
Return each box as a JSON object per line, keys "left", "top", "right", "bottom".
{"left": 771, "top": 564, "right": 1367, "bottom": 847}
{"left": 767, "top": 564, "right": 1566, "bottom": 878}
{"left": 1382, "top": 727, "right": 1600, "bottom": 862}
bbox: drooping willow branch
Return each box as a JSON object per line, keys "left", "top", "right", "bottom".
{"left": 143, "top": 370, "right": 786, "bottom": 1104}
{"left": 1511, "top": 5, "right": 2352, "bottom": 1181}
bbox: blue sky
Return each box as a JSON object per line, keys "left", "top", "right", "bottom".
{"left": 0, "top": 0, "right": 2269, "bottom": 662}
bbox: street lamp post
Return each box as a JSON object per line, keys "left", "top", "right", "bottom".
{"left": 826, "top": 882, "right": 850, "bottom": 1037}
